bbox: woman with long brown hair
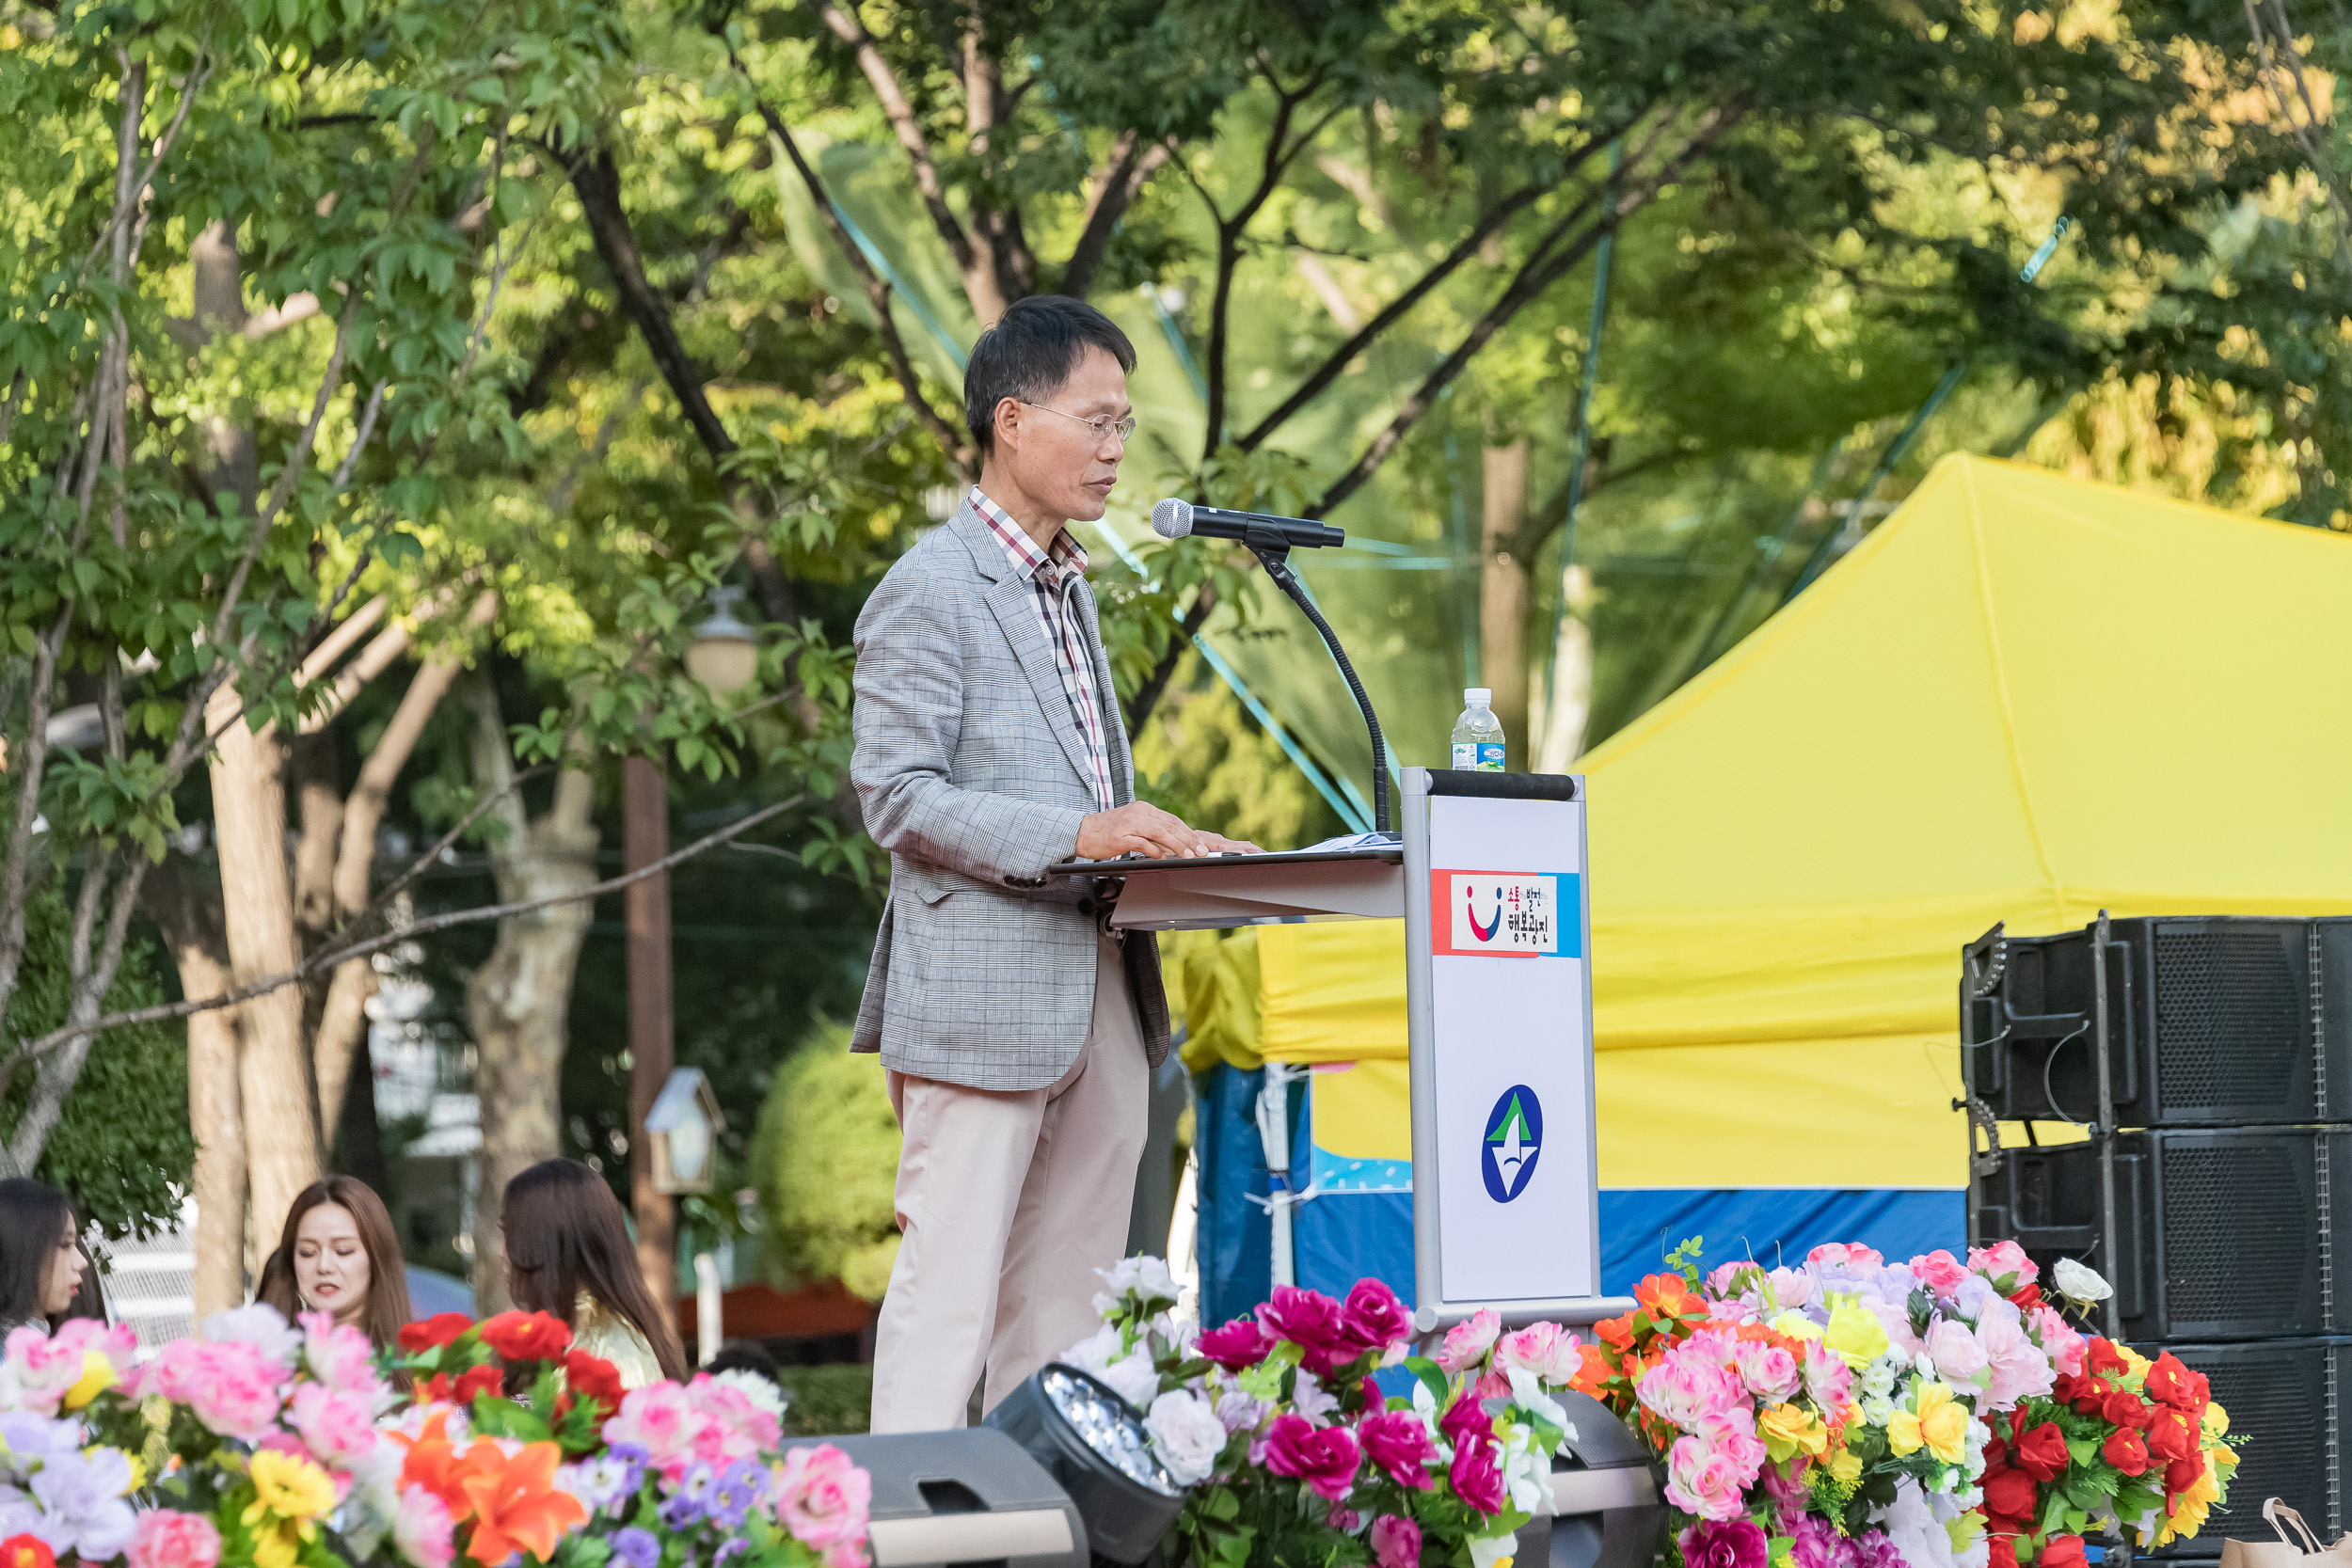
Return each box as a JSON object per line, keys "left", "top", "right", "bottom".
{"left": 0, "top": 1179, "right": 90, "bottom": 1332}
{"left": 258, "top": 1176, "right": 416, "bottom": 1352}
{"left": 501, "top": 1159, "right": 685, "bottom": 1388}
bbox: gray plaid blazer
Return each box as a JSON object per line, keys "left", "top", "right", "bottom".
{"left": 849, "top": 499, "right": 1170, "bottom": 1089}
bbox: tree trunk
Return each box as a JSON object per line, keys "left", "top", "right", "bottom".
{"left": 1479, "top": 440, "right": 1533, "bottom": 764}
{"left": 1533, "top": 564, "right": 1594, "bottom": 772}
{"left": 206, "top": 682, "right": 321, "bottom": 1246}
{"left": 460, "top": 673, "right": 597, "bottom": 1313}
{"left": 143, "top": 857, "right": 248, "bottom": 1316}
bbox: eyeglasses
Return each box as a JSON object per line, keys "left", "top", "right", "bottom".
{"left": 1020, "top": 402, "right": 1137, "bottom": 446}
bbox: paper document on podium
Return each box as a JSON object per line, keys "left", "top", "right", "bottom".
{"left": 1046, "top": 834, "right": 1405, "bottom": 931}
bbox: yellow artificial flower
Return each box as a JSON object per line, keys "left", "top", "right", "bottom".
{"left": 1772, "top": 1311, "right": 1823, "bottom": 1343}
{"left": 1822, "top": 1301, "right": 1889, "bottom": 1369}
{"left": 1828, "top": 1446, "right": 1864, "bottom": 1485}
{"left": 1886, "top": 1382, "right": 1969, "bottom": 1464}
{"left": 62, "top": 1352, "right": 114, "bottom": 1411}
{"left": 245, "top": 1449, "right": 336, "bottom": 1526}
{"left": 2155, "top": 1459, "right": 2223, "bottom": 1545}
{"left": 1946, "top": 1513, "right": 1986, "bottom": 1554}
{"left": 2118, "top": 1346, "right": 2153, "bottom": 1378}
{"left": 251, "top": 1523, "right": 300, "bottom": 1568}
{"left": 2203, "top": 1402, "right": 2231, "bottom": 1439}
{"left": 1759, "top": 1403, "right": 1830, "bottom": 1464}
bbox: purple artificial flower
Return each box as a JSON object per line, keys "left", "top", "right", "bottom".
{"left": 1679, "top": 1519, "right": 1769, "bottom": 1568}
{"left": 612, "top": 1528, "right": 662, "bottom": 1568}
{"left": 707, "top": 1460, "right": 769, "bottom": 1530}
{"left": 659, "top": 1491, "right": 706, "bottom": 1531}
{"left": 713, "top": 1542, "right": 748, "bottom": 1567}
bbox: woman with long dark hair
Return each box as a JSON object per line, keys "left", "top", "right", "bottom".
{"left": 0, "top": 1179, "right": 89, "bottom": 1332}
{"left": 501, "top": 1159, "right": 685, "bottom": 1388}
{"left": 258, "top": 1176, "right": 415, "bottom": 1352}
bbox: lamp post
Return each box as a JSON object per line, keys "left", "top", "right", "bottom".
{"left": 628, "top": 590, "right": 761, "bottom": 1336}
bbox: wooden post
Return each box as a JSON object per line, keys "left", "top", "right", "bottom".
{"left": 625, "top": 756, "right": 676, "bottom": 1336}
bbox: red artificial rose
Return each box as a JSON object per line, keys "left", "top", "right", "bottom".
{"left": 1984, "top": 1437, "right": 2008, "bottom": 1471}
{"left": 2144, "top": 1354, "right": 2210, "bottom": 1415}
{"left": 2014, "top": 1422, "right": 2071, "bottom": 1482}
{"left": 2040, "top": 1535, "right": 2089, "bottom": 1568}
{"left": 0, "top": 1535, "right": 56, "bottom": 1568}
{"left": 2085, "top": 1339, "right": 2131, "bottom": 1381}
{"left": 2050, "top": 1372, "right": 2087, "bottom": 1405}
{"left": 480, "top": 1309, "right": 573, "bottom": 1362}
{"left": 564, "top": 1351, "right": 625, "bottom": 1415}
{"left": 1989, "top": 1537, "right": 2020, "bottom": 1568}
{"left": 2102, "top": 1428, "right": 2152, "bottom": 1477}
{"left": 1984, "top": 1466, "right": 2040, "bottom": 1522}
{"left": 457, "top": 1365, "right": 504, "bottom": 1402}
{"left": 2010, "top": 1282, "right": 2043, "bottom": 1309}
{"left": 2146, "top": 1406, "right": 2201, "bottom": 1465}
{"left": 2166, "top": 1457, "right": 2206, "bottom": 1498}
{"left": 398, "top": 1311, "right": 476, "bottom": 1353}
{"left": 2101, "top": 1387, "right": 2153, "bottom": 1430}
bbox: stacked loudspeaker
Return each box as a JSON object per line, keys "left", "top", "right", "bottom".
{"left": 1963, "top": 916, "right": 2352, "bottom": 1553}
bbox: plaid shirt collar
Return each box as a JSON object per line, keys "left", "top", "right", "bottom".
{"left": 970, "top": 487, "right": 1089, "bottom": 581}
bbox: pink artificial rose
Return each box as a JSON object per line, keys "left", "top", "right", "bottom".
{"left": 1263, "top": 1413, "right": 1361, "bottom": 1502}
{"left": 1733, "top": 1340, "right": 1802, "bottom": 1404}
{"left": 1979, "top": 1313, "right": 2058, "bottom": 1409}
{"left": 299, "top": 1312, "right": 388, "bottom": 1402}
{"left": 1801, "top": 1341, "right": 1852, "bottom": 1411}
{"left": 1337, "top": 1280, "right": 1411, "bottom": 1360}
{"left": 1682, "top": 1518, "right": 1770, "bottom": 1568}
{"left": 1448, "top": 1431, "right": 1505, "bottom": 1514}
{"left": 686, "top": 1374, "right": 783, "bottom": 1453}
{"left": 1766, "top": 1267, "right": 1816, "bottom": 1310}
{"left": 6, "top": 1326, "right": 87, "bottom": 1414}
{"left": 392, "top": 1484, "right": 454, "bottom": 1568}
{"left": 1694, "top": 1406, "right": 1767, "bottom": 1488}
{"left": 1356, "top": 1410, "right": 1437, "bottom": 1491}
{"left": 1909, "top": 1250, "right": 1971, "bottom": 1296}
{"left": 1435, "top": 1308, "right": 1500, "bottom": 1374}
{"left": 775, "top": 1444, "right": 873, "bottom": 1556}
{"left": 2028, "top": 1307, "right": 2088, "bottom": 1377}
{"left": 188, "top": 1341, "right": 288, "bottom": 1441}
{"left": 1496, "top": 1322, "right": 1581, "bottom": 1386}
{"left": 602, "top": 1384, "right": 709, "bottom": 1481}
{"left": 1804, "top": 1243, "right": 1883, "bottom": 1272}
{"left": 291, "top": 1384, "right": 381, "bottom": 1470}
{"left": 1196, "top": 1318, "right": 1275, "bottom": 1371}
{"left": 1664, "top": 1435, "right": 1748, "bottom": 1521}
{"left": 1968, "top": 1240, "right": 2038, "bottom": 1289}
{"left": 1259, "top": 1287, "right": 1354, "bottom": 1375}
{"left": 1924, "top": 1319, "right": 1990, "bottom": 1386}
{"left": 126, "top": 1510, "right": 220, "bottom": 1568}
{"left": 1370, "top": 1513, "right": 1422, "bottom": 1568}
{"left": 1636, "top": 1350, "right": 1741, "bottom": 1429}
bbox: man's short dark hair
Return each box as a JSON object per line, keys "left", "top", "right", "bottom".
{"left": 963, "top": 294, "right": 1136, "bottom": 455}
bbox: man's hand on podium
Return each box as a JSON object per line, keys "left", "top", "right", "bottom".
{"left": 1075, "top": 801, "right": 1261, "bottom": 861}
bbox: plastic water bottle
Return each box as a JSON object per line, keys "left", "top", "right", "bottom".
{"left": 1451, "top": 688, "right": 1505, "bottom": 771}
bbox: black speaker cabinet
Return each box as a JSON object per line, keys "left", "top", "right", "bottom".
{"left": 1963, "top": 918, "right": 2328, "bottom": 1127}
{"left": 1974, "top": 1128, "right": 2352, "bottom": 1341}
{"left": 2133, "top": 1337, "right": 2352, "bottom": 1557}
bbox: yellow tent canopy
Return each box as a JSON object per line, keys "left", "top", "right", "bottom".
{"left": 1228, "top": 454, "right": 2352, "bottom": 1192}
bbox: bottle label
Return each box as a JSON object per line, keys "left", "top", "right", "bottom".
{"left": 1452, "top": 743, "right": 1505, "bottom": 771}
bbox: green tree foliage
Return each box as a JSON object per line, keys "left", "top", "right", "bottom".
{"left": 0, "top": 887, "right": 191, "bottom": 1240}
{"left": 749, "top": 1024, "right": 900, "bottom": 1303}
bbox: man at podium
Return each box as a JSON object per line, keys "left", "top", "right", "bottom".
{"left": 850, "top": 294, "right": 1253, "bottom": 1432}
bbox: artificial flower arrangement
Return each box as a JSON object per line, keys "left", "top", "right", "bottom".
{"left": 1567, "top": 1239, "right": 2241, "bottom": 1568}
{"left": 0, "top": 1303, "right": 871, "bottom": 1568}
{"left": 1065, "top": 1257, "right": 1586, "bottom": 1568}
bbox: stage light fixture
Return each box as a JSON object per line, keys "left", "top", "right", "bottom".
{"left": 983, "top": 1363, "right": 1184, "bottom": 1565}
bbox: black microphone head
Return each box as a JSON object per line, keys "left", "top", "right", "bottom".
{"left": 1151, "top": 498, "right": 1194, "bottom": 539}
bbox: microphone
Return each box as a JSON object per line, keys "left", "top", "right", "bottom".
{"left": 1151, "top": 499, "right": 1345, "bottom": 551}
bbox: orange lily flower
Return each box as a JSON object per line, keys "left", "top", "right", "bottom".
{"left": 1634, "top": 1273, "right": 1697, "bottom": 1321}
{"left": 459, "top": 1442, "right": 586, "bottom": 1567}
{"left": 393, "top": 1413, "right": 504, "bottom": 1524}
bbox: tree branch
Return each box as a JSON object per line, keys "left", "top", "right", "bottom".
{"left": 1125, "top": 581, "right": 1218, "bottom": 733}
{"left": 817, "top": 0, "right": 1001, "bottom": 321}
{"left": 13, "top": 793, "right": 811, "bottom": 1058}
{"left": 736, "top": 62, "right": 975, "bottom": 473}
{"left": 1064, "top": 132, "right": 1172, "bottom": 298}
{"left": 1306, "top": 105, "right": 1741, "bottom": 521}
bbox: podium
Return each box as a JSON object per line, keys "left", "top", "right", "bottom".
{"left": 1053, "top": 768, "right": 1630, "bottom": 1331}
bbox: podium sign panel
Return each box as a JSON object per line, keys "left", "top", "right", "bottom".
{"left": 1405, "top": 769, "right": 1604, "bottom": 1328}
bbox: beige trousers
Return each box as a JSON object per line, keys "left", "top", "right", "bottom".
{"left": 867, "top": 936, "right": 1149, "bottom": 1433}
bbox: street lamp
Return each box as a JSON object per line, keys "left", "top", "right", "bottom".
{"left": 685, "top": 586, "right": 758, "bottom": 698}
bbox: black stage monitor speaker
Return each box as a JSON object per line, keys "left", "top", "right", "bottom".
{"left": 782, "top": 1429, "right": 1087, "bottom": 1568}
{"left": 2134, "top": 1337, "right": 2352, "bottom": 1557}
{"left": 1963, "top": 917, "right": 2327, "bottom": 1127}
{"left": 1974, "top": 1128, "right": 2352, "bottom": 1341}
{"left": 1533, "top": 1389, "right": 1670, "bottom": 1568}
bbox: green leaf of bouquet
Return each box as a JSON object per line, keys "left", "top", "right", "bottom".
{"left": 470, "top": 1395, "right": 553, "bottom": 1443}
{"left": 1405, "top": 1355, "right": 1451, "bottom": 1405}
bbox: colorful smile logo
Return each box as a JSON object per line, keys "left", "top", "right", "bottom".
{"left": 1481, "top": 1085, "right": 1543, "bottom": 1203}
{"left": 1465, "top": 883, "right": 1504, "bottom": 942}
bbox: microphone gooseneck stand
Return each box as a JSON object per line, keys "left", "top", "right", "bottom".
{"left": 1239, "top": 525, "right": 1394, "bottom": 837}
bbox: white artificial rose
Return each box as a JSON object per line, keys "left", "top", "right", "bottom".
{"left": 1096, "top": 1256, "right": 1181, "bottom": 1304}
{"left": 1064, "top": 1324, "right": 1162, "bottom": 1409}
{"left": 2052, "top": 1258, "right": 2112, "bottom": 1306}
{"left": 1143, "top": 1389, "right": 1228, "bottom": 1486}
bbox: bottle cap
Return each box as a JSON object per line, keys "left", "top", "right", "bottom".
{"left": 1464, "top": 688, "right": 1491, "bottom": 704}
